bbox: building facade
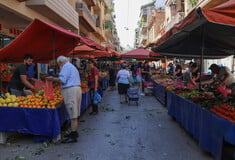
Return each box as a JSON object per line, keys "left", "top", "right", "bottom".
{"left": 0, "top": 0, "right": 120, "bottom": 52}
{"left": 0, "top": 0, "right": 78, "bottom": 48}
{"left": 135, "top": 2, "right": 155, "bottom": 47}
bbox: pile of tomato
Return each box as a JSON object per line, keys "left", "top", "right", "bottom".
{"left": 210, "top": 104, "right": 235, "bottom": 123}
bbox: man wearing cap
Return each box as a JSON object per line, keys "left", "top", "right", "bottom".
{"left": 208, "top": 64, "right": 235, "bottom": 96}
{"left": 175, "top": 61, "right": 182, "bottom": 79}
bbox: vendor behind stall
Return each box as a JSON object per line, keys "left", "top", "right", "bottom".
{"left": 206, "top": 64, "right": 235, "bottom": 96}
{"left": 7, "top": 54, "right": 38, "bottom": 96}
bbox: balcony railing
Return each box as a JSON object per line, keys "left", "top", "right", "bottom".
{"left": 76, "top": 2, "right": 96, "bottom": 25}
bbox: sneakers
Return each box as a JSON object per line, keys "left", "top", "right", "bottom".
{"left": 64, "top": 132, "right": 79, "bottom": 138}
{"left": 61, "top": 137, "right": 77, "bottom": 143}
{"left": 140, "top": 93, "right": 145, "bottom": 96}
{"left": 62, "top": 131, "right": 78, "bottom": 143}
{"left": 89, "top": 111, "right": 98, "bottom": 115}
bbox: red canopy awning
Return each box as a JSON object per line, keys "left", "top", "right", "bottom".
{"left": 0, "top": 19, "right": 88, "bottom": 63}
{"left": 70, "top": 45, "right": 95, "bottom": 53}
{"left": 79, "top": 37, "right": 106, "bottom": 51}
{"left": 106, "top": 47, "right": 121, "bottom": 57}
{"left": 152, "top": 0, "right": 235, "bottom": 58}
{"left": 121, "top": 47, "right": 160, "bottom": 60}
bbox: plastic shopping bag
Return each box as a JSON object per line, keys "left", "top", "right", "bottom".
{"left": 93, "top": 92, "right": 101, "bottom": 104}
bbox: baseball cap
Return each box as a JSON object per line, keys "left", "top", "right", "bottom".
{"left": 209, "top": 64, "right": 218, "bottom": 70}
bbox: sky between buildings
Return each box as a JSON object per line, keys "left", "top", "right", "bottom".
{"left": 114, "top": 0, "right": 165, "bottom": 51}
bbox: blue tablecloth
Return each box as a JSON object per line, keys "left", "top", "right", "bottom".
{"left": 0, "top": 91, "right": 91, "bottom": 139}
{"left": 81, "top": 91, "right": 91, "bottom": 114}
{"left": 167, "top": 91, "right": 235, "bottom": 160}
{"left": 0, "top": 105, "right": 69, "bottom": 138}
{"left": 153, "top": 82, "right": 166, "bottom": 105}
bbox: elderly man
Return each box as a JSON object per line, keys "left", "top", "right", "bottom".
{"left": 47, "top": 56, "right": 82, "bottom": 143}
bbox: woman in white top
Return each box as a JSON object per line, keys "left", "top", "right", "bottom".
{"left": 116, "top": 63, "right": 132, "bottom": 104}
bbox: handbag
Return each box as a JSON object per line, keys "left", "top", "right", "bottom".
{"left": 93, "top": 92, "right": 101, "bottom": 104}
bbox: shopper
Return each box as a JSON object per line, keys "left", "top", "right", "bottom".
{"left": 47, "top": 56, "right": 82, "bottom": 143}
{"left": 116, "top": 63, "right": 132, "bottom": 104}
{"left": 71, "top": 58, "right": 79, "bottom": 71}
{"left": 175, "top": 61, "right": 182, "bottom": 79}
{"left": 167, "top": 63, "right": 174, "bottom": 75}
{"left": 8, "top": 54, "right": 38, "bottom": 96}
{"left": 88, "top": 59, "right": 99, "bottom": 115}
{"left": 141, "top": 61, "right": 150, "bottom": 81}
{"left": 135, "top": 62, "right": 142, "bottom": 94}
{"left": 183, "top": 62, "right": 193, "bottom": 86}
{"left": 109, "top": 64, "right": 116, "bottom": 91}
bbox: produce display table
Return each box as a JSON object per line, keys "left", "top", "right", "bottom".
{"left": 0, "top": 91, "right": 91, "bottom": 142}
{"left": 0, "top": 104, "right": 69, "bottom": 139}
{"left": 153, "top": 82, "right": 166, "bottom": 106}
{"left": 167, "top": 91, "right": 235, "bottom": 160}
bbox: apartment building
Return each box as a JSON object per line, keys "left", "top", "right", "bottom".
{"left": 0, "top": 0, "right": 78, "bottom": 48}
{"left": 76, "top": 0, "right": 106, "bottom": 44}
{"left": 0, "top": 0, "right": 120, "bottom": 52}
{"left": 102, "top": 0, "right": 121, "bottom": 51}
{"left": 134, "top": 1, "right": 164, "bottom": 47}
{"left": 135, "top": 2, "right": 155, "bottom": 47}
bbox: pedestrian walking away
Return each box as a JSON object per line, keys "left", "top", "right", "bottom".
{"left": 116, "top": 63, "right": 132, "bottom": 104}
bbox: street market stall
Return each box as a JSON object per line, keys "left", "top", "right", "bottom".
{"left": 0, "top": 19, "right": 96, "bottom": 143}
{"left": 122, "top": 47, "right": 160, "bottom": 60}
{"left": 150, "top": 1, "right": 235, "bottom": 159}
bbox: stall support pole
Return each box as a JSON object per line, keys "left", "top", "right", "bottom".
{"left": 199, "top": 25, "right": 205, "bottom": 90}
{"left": 0, "top": 37, "right": 4, "bottom": 96}
{"left": 52, "top": 31, "right": 56, "bottom": 72}
{"left": 72, "top": 38, "right": 75, "bottom": 60}
{"left": 0, "top": 63, "right": 2, "bottom": 96}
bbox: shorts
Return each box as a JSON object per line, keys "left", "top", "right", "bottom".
{"left": 135, "top": 75, "right": 141, "bottom": 83}
{"left": 61, "top": 86, "right": 82, "bottom": 119}
{"left": 118, "top": 83, "right": 130, "bottom": 94}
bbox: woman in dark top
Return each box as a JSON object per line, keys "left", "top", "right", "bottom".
{"left": 175, "top": 61, "right": 182, "bottom": 79}
{"left": 109, "top": 64, "right": 116, "bottom": 91}
{"left": 191, "top": 63, "right": 200, "bottom": 83}
{"left": 142, "top": 62, "right": 150, "bottom": 81}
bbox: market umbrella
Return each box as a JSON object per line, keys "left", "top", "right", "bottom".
{"left": 121, "top": 47, "right": 161, "bottom": 60}
{"left": 0, "top": 19, "right": 89, "bottom": 63}
{"left": 151, "top": 0, "right": 235, "bottom": 59}
{"left": 106, "top": 47, "right": 121, "bottom": 57}
{"left": 79, "top": 37, "right": 106, "bottom": 51}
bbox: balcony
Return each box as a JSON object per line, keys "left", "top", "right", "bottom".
{"left": 76, "top": 2, "right": 96, "bottom": 32}
{"left": 105, "top": 28, "right": 112, "bottom": 39}
{"left": 84, "top": 0, "right": 96, "bottom": 6}
{"left": 141, "top": 35, "right": 148, "bottom": 45}
{"left": 94, "top": 27, "right": 106, "bottom": 42}
{"left": 93, "top": 0, "right": 102, "bottom": 10}
{"left": 26, "top": 0, "right": 78, "bottom": 30}
{"left": 141, "top": 23, "right": 148, "bottom": 34}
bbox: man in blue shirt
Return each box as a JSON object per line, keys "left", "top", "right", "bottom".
{"left": 47, "top": 56, "right": 81, "bottom": 143}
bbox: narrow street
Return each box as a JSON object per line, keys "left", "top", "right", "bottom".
{"left": 0, "top": 89, "right": 213, "bottom": 160}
